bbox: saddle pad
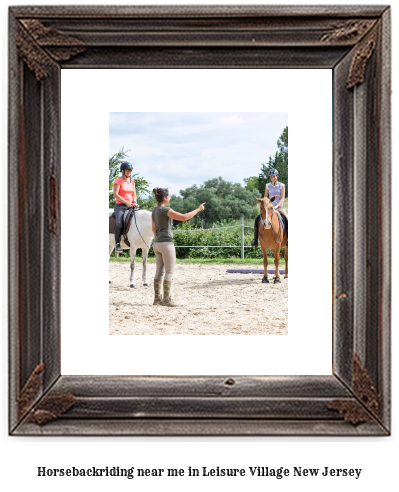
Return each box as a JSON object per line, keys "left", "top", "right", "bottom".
{"left": 109, "top": 207, "right": 141, "bottom": 242}
{"left": 275, "top": 211, "right": 287, "bottom": 231}
{"left": 226, "top": 269, "right": 285, "bottom": 274}
{"left": 109, "top": 214, "right": 116, "bottom": 234}
{"left": 122, "top": 208, "right": 132, "bottom": 236}
{"left": 108, "top": 209, "right": 135, "bottom": 236}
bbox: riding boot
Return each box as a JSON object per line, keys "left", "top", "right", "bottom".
{"left": 153, "top": 279, "right": 163, "bottom": 305}
{"left": 114, "top": 226, "right": 122, "bottom": 253}
{"left": 251, "top": 216, "right": 259, "bottom": 247}
{"left": 161, "top": 281, "right": 178, "bottom": 307}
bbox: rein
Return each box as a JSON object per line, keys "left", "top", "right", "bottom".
{"left": 132, "top": 208, "right": 152, "bottom": 250}
{"left": 270, "top": 209, "right": 283, "bottom": 244}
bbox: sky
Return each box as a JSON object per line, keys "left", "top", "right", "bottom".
{"left": 109, "top": 112, "right": 288, "bottom": 197}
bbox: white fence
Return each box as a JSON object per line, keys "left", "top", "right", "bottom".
{"left": 172, "top": 216, "right": 253, "bottom": 259}
{"left": 115, "top": 217, "right": 254, "bottom": 259}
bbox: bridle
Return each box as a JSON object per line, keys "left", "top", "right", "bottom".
{"left": 259, "top": 204, "right": 283, "bottom": 244}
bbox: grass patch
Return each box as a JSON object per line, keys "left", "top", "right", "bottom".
{"left": 110, "top": 256, "right": 285, "bottom": 266}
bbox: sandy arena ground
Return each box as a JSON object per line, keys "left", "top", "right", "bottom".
{"left": 109, "top": 261, "right": 288, "bottom": 335}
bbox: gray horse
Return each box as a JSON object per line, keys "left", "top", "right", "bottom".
{"left": 109, "top": 209, "right": 154, "bottom": 288}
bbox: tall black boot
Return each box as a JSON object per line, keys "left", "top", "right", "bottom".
{"left": 114, "top": 226, "right": 122, "bottom": 253}
{"left": 251, "top": 216, "right": 259, "bottom": 247}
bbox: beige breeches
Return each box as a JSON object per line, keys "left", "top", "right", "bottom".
{"left": 153, "top": 242, "right": 176, "bottom": 282}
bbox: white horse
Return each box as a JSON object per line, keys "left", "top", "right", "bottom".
{"left": 109, "top": 209, "right": 154, "bottom": 288}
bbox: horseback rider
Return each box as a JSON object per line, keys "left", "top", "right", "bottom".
{"left": 251, "top": 168, "right": 288, "bottom": 247}
{"left": 151, "top": 188, "right": 205, "bottom": 307}
{"left": 113, "top": 161, "right": 138, "bottom": 253}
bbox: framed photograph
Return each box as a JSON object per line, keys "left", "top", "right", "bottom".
{"left": 106, "top": 111, "right": 290, "bottom": 337}
{"left": 9, "top": 5, "right": 391, "bottom": 435}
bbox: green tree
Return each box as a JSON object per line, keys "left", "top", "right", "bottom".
{"left": 109, "top": 148, "right": 129, "bottom": 206}
{"left": 169, "top": 176, "right": 259, "bottom": 228}
{"left": 139, "top": 193, "right": 157, "bottom": 211}
{"left": 258, "top": 126, "right": 288, "bottom": 196}
{"left": 243, "top": 176, "right": 260, "bottom": 193}
{"left": 109, "top": 148, "right": 153, "bottom": 209}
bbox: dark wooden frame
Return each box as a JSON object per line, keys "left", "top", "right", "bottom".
{"left": 9, "top": 5, "right": 391, "bottom": 436}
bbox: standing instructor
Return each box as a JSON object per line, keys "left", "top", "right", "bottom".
{"left": 152, "top": 188, "right": 205, "bottom": 307}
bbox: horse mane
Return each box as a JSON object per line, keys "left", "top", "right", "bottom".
{"left": 258, "top": 196, "right": 274, "bottom": 208}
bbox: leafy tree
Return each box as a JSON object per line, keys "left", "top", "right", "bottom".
{"left": 109, "top": 148, "right": 153, "bottom": 209}
{"left": 109, "top": 148, "right": 129, "bottom": 204}
{"left": 258, "top": 126, "right": 288, "bottom": 196}
{"left": 139, "top": 193, "right": 157, "bottom": 211}
{"left": 277, "top": 126, "right": 288, "bottom": 163}
{"left": 243, "top": 176, "right": 260, "bottom": 193}
{"left": 169, "top": 176, "right": 259, "bottom": 228}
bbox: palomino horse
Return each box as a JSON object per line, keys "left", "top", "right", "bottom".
{"left": 109, "top": 209, "right": 154, "bottom": 288}
{"left": 255, "top": 196, "right": 288, "bottom": 284}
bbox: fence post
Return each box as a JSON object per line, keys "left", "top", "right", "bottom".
{"left": 240, "top": 216, "right": 244, "bottom": 259}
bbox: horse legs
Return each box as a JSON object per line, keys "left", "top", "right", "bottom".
{"left": 129, "top": 248, "right": 137, "bottom": 288}
{"left": 274, "top": 245, "right": 281, "bottom": 284}
{"left": 284, "top": 243, "right": 288, "bottom": 278}
{"left": 109, "top": 241, "right": 115, "bottom": 284}
{"left": 262, "top": 248, "right": 269, "bottom": 283}
{"left": 142, "top": 246, "right": 150, "bottom": 287}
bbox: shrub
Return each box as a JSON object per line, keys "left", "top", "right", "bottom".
{"left": 111, "top": 221, "right": 285, "bottom": 260}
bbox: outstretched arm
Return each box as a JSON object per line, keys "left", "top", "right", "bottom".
{"left": 167, "top": 203, "right": 205, "bottom": 221}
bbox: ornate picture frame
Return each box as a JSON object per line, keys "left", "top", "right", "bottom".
{"left": 9, "top": 5, "right": 391, "bottom": 435}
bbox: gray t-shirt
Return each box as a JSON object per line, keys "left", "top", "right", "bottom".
{"left": 266, "top": 182, "right": 284, "bottom": 205}
{"left": 152, "top": 206, "right": 174, "bottom": 243}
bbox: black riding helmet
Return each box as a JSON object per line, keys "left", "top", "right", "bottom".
{"left": 120, "top": 161, "right": 133, "bottom": 172}
{"left": 269, "top": 168, "right": 279, "bottom": 177}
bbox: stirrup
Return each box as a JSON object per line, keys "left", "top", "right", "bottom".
{"left": 115, "top": 243, "right": 122, "bottom": 253}
{"left": 251, "top": 239, "right": 258, "bottom": 247}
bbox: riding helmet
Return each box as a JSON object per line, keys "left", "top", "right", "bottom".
{"left": 120, "top": 161, "right": 133, "bottom": 172}
{"left": 269, "top": 168, "right": 279, "bottom": 176}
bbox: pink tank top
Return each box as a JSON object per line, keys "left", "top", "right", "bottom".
{"left": 114, "top": 177, "right": 136, "bottom": 204}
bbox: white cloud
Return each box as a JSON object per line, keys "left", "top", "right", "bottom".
{"left": 109, "top": 112, "right": 288, "bottom": 196}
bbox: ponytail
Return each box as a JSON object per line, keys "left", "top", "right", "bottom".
{"left": 153, "top": 187, "right": 169, "bottom": 204}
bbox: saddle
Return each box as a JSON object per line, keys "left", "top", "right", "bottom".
{"left": 278, "top": 212, "right": 288, "bottom": 232}
{"left": 109, "top": 207, "right": 139, "bottom": 247}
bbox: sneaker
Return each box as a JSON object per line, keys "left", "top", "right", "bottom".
{"left": 115, "top": 243, "right": 123, "bottom": 253}
{"left": 161, "top": 297, "right": 179, "bottom": 307}
{"left": 251, "top": 239, "right": 258, "bottom": 247}
{"left": 153, "top": 297, "right": 163, "bottom": 305}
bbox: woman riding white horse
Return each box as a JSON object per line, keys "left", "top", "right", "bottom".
{"left": 109, "top": 161, "right": 153, "bottom": 288}
{"left": 113, "top": 161, "right": 138, "bottom": 253}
